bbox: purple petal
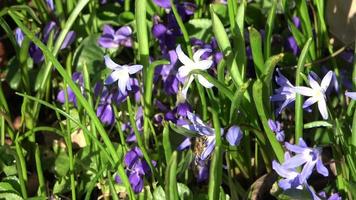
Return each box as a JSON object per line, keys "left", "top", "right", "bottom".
{"left": 102, "top": 25, "right": 115, "bottom": 35}
{"left": 98, "top": 36, "right": 119, "bottom": 48}
{"left": 116, "top": 26, "right": 132, "bottom": 37}
{"left": 299, "top": 160, "right": 316, "bottom": 182}
{"left": 43, "top": 21, "right": 57, "bottom": 42}
{"left": 285, "top": 142, "right": 307, "bottom": 154}
{"left": 200, "top": 139, "right": 215, "bottom": 160}
{"left": 153, "top": 0, "right": 171, "bottom": 8}
{"left": 152, "top": 24, "right": 167, "bottom": 39}
{"left": 129, "top": 171, "right": 144, "bottom": 193}
{"left": 15, "top": 28, "right": 24, "bottom": 46}
{"left": 96, "top": 104, "right": 115, "bottom": 125}
{"left": 177, "top": 138, "right": 192, "bottom": 151}
{"left": 60, "top": 31, "right": 76, "bottom": 49}
{"left": 46, "top": 0, "right": 55, "bottom": 10}
{"left": 346, "top": 91, "right": 356, "bottom": 100}
{"left": 316, "top": 159, "right": 329, "bottom": 177}
{"left": 225, "top": 125, "right": 243, "bottom": 146}
{"left": 127, "top": 65, "right": 143, "bottom": 74}
{"left": 196, "top": 162, "right": 209, "bottom": 182}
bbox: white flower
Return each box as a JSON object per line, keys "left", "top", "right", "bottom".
{"left": 294, "top": 71, "right": 333, "bottom": 120}
{"left": 104, "top": 55, "right": 143, "bottom": 95}
{"left": 176, "top": 45, "right": 214, "bottom": 98}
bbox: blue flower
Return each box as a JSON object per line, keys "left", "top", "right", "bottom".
{"left": 15, "top": 28, "right": 24, "bottom": 46}
{"left": 270, "top": 69, "right": 297, "bottom": 114}
{"left": 225, "top": 125, "right": 243, "bottom": 146}
{"left": 294, "top": 71, "right": 333, "bottom": 120}
{"left": 268, "top": 119, "right": 285, "bottom": 142}
{"left": 98, "top": 25, "right": 133, "bottom": 48}
{"left": 282, "top": 138, "right": 328, "bottom": 183}
{"left": 116, "top": 147, "right": 155, "bottom": 193}
{"left": 104, "top": 55, "right": 143, "bottom": 95}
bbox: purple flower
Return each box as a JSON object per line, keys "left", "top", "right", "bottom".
{"left": 98, "top": 25, "right": 133, "bottom": 48}
{"left": 178, "top": 112, "right": 216, "bottom": 161}
{"left": 152, "top": 0, "right": 171, "bottom": 8}
{"left": 191, "top": 37, "right": 223, "bottom": 67}
{"left": 57, "top": 72, "right": 84, "bottom": 106}
{"left": 282, "top": 138, "right": 329, "bottom": 183}
{"left": 104, "top": 55, "right": 143, "bottom": 95}
{"left": 294, "top": 71, "right": 333, "bottom": 120}
{"left": 273, "top": 152, "right": 321, "bottom": 200}
{"left": 267, "top": 119, "right": 285, "bottom": 142}
{"left": 46, "top": 0, "right": 55, "bottom": 11}
{"left": 95, "top": 86, "right": 115, "bottom": 125}
{"left": 156, "top": 50, "right": 180, "bottom": 95}
{"left": 292, "top": 16, "right": 301, "bottom": 29}
{"left": 15, "top": 28, "right": 24, "bottom": 46}
{"left": 346, "top": 91, "right": 356, "bottom": 100}
{"left": 270, "top": 69, "right": 297, "bottom": 114}
{"left": 318, "top": 192, "right": 342, "bottom": 200}
{"left": 116, "top": 147, "right": 155, "bottom": 193}
{"left": 29, "top": 21, "right": 75, "bottom": 63}
{"left": 286, "top": 36, "right": 299, "bottom": 55}
{"left": 225, "top": 125, "right": 243, "bottom": 146}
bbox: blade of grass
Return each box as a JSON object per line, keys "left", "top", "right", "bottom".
{"left": 264, "top": 0, "right": 276, "bottom": 60}
{"left": 165, "top": 151, "right": 178, "bottom": 200}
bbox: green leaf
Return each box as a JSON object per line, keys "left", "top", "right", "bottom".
{"left": 177, "top": 150, "right": 193, "bottom": 176}
{"left": 191, "top": 70, "right": 234, "bottom": 100}
{"left": 304, "top": 121, "right": 332, "bottom": 129}
{"left": 264, "top": 0, "right": 277, "bottom": 60}
{"left": 53, "top": 177, "right": 70, "bottom": 194}
{"left": 177, "top": 183, "right": 193, "bottom": 200}
{"left": 248, "top": 27, "right": 264, "bottom": 77}
{"left": 54, "top": 151, "right": 70, "bottom": 177}
{"left": 229, "top": 79, "right": 251, "bottom": 122}
{"left": 153, "top": 186, "right": 166, "bottom": 200}
{"left": 165, "top": 151, "right": 178, "bottom": 200}
{"left": 72, "top": 35, "right": 105, "bottom": 74}
{"left": 208, "top": 146, "right": 223, "bottom": 200}
{"left": 186, "top": 19, "right": 212, "bottom": 42}
{"left": 169, "top": 122, "right": 199, "bottom": 138}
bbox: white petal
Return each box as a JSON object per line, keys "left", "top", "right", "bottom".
{"left": 104, "top": 55, "right": 121, "bottom": 70}
{"left": 117, "top": 72, "right": 130, "bottom": 95}
{"left": 308, "top": 73, "right": 321, "bottom": 90}
{"left": 176, "top": 44, "right": 194, "bottom": 66}
{"left": 320, "top": 71, "right": 333, "bottom": 92}
{"left": 127, "top": 64, "right": 143, "bottom": 74}
{"left": 193, "top": 48, "right": 211, "bottom": 62}
{"left": 294, "top": 86, "right": 314, "bottom": 96}
{"left": 196, "top": 60, "right": 213, "bottom": 70}
{"left": 317, "top": 99, "right": 328, "bottom": 120}
{"left": 178, "top": 65, "right": 192, "bottom": 78}
{"left": 105, "top": 70, "right": 121, "bottom": 85}
{"left": 197, "top": 75, "right": 214, "bottom": 88}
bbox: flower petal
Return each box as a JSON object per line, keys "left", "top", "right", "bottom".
{"left": 294, "top": 86, "right": 314, "bottom": 96}
{"left": 317, "top": 99, "right": 328, "bottom": 120}
{"left": 197, "top": 75, "right": 213, "bottom": 88}
{"left": 316, "top": 159, "right": 329, "bottom": 177}
{"left": 320, "top": 71, "right": 333, "bottom": 92}
{"left": 104, "top": 55, "right": 120, "bottom": 70}
{"left": 345, "top": 91, "right": 356, "bottom": 100}
{"left": 104, "top": 70, "right": 120, "bottom": 85}
{"left": 127, "top": 65, "right": 143, "bottom": 74}
{"left": 200, "top": 139, "right": 215, "bottom": 160}
{"left": 177, "top": 138, "right": 192, "bottom": 151}
{"left": 176, "top": 44, "right": 194, "bottom": 66}
{"left": 299, "top": 160, "right": 316, "bottom": 182}
{"left": 196, "top": 60, "right": 213, "bottom": 70}
{"left": 308, "top": 73, "right": 321, "bottom": 90}
{"left": 117, "top": 72, "right": 130, "bottom": 95}
{"left": 303, "top": 96, "right": 318, "bottom": 108}
{"left": 193, "top": 48, "right": 212, "bottom": 62}
{"left": 225, "top": 125, "right": 243, "bottom": 146}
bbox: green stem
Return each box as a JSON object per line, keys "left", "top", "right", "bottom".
{"left": 295, "top": 38, "right": 312, "bottom": 142}
{"left": 135, "top": 0, "right": 151, "bottom": 148}
{"left": 34, "top": 144, "right": 45, "bottom": 196}
{"left": 15, "top": 141, "right": 28, "bottom": 199}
